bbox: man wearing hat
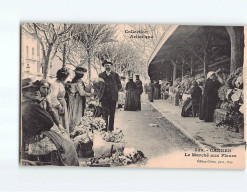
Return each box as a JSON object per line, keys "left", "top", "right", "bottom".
{"left": 135, "top": 74, "right": 143, "bottom": 110}
{"left": 98, "top": 60, "right": 122, "bottom": 132}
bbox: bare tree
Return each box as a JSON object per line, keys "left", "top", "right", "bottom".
{"left": 22, "top": 23, "right": 73, "bottom": 78}
{"left": 124, "top": 24, "right": 166, "bottom": 65}
{"left": 72, "top": 24, "right": 116, "bottom": 83}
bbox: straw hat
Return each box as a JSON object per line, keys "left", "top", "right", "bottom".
{"left": 74, "top": 65, "right": 87, "bottom": 74}
{"left": 207, "top": 71, "right": 215, "bottom": 79}
{"left": 22, "top": 78, "right": 39, "bottom": 89}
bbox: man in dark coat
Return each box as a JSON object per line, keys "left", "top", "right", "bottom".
{"left": 98, "top": 60, "right": 122, "bottom": 132}
{"left": 135, "top": 75, "right": 143, "bottom": 110}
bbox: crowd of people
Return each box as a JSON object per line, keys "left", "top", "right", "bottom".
{"left": 146, "top": 70, "right": 224, "bottom": 123}
{"left": 21, "top": 60, "right": 133, "bottom": 166}
{"left": 146, "top": 80, "right": 169, "bottom": 102}
{"left": 124, "top": 75, "right": 143, "bottom": 111}
{"left": 180, "top": 71, "right": 224, "bottom": 122}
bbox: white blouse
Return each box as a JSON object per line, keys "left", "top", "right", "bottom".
{"left": 50, "top": 79, "right": 66, "bottom": 107}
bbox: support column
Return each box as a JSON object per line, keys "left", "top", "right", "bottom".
{"left": 226, "top": 26, "right": 244, "bottom": 72}
{"left": 171, "top": 60, "right": 177, "bottom": 82}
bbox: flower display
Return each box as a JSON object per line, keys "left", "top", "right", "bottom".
{"left": 87, "top": 148, "right": 147, "bottom": 167}
{"left": 231, "top": 89, "right": 243, "bottom": 102}
{"left": 70, "top": 106, "right": 147, "bottom": 165}
{"left": 226, "top": 67, "right": 243, "bottom": 89}
{"left": 91, "top": 78, "right": 105, "bottom": 98}
{"left": 216, "top": 67, "right": 244, "bottom": 134}
{"left": 218, "top": 85, "right": 230, "bottom": 101}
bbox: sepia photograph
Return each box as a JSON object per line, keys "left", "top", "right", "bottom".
{"left": 20, "top": 23, "right": 246, "bottom": 168}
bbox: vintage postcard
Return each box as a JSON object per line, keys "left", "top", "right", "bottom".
{"left": 20, "top": 23, "right": 246, "bottom": 168}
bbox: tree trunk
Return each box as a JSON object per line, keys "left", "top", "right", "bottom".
{"left": 181, "top": 63, "right": 184, "bottom": 78}
{"left": 203, "top": 51, "right": 209, "bottom": 76}
{"left": 43, "top": 48, "right": 52, "bottom": 79}
{"left": 171, "top": 60, "right": 177, "bottom": 83}
{"left": 62, "top": 43, "right": 67, "bottom": 68}
{"left": 43, "top": 57, "right": 49, "bottom": 79}
{"left": 226, "top": 26, "right": 244, "bottom": 73}
{"left": 87, "top": 50, "right": 91, "bottom": 85}
{"left": 190, "top": 67, "right": 194, "bottom": 76}
{"left": 62, "top": 24, "right": 67, "bottom": 68}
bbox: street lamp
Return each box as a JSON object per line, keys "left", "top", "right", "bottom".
{"left": 26, "top": 64, "right": 30, "bottom": 73}
{"left": 26, "top": 64, "right": 30, "bottom": 78}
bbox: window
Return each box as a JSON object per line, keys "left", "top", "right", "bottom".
{"left": 26, "top": 46, "right": 28, "bottom": 58}
{"left": 32, "top": 47, "right": 35, "bottom": 58}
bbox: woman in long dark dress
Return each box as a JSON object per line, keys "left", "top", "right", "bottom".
{"left": 148, "top": 80, "right": 154, "bottom": 102}
{"left": 199, "top": 71, "right": 223, "bottom": 122}
{"left": 181, "top": 81, "right": 201, "bottom": 117}
{"left": 153, "top": 80, "right": 160, "bottom": 100}
{"left": 124, "top": 77, "right": 138, "bottom": 111}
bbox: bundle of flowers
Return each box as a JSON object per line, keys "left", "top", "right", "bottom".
{"left": 91, "top": 78, "right": 105, "bottom": 97}
{"left": 173, "top": 77, "right": 182, "bottom": 86}
{"left": 70, "top": 116, "right": 106, "bottom": 138}
{"left": 235, "top": 75, "right": 243, "bottom": 89}
{"left": 216, "top": 108, "right": 244, "bottom": 134}
{"left": 239, "top": 105, "right": 244, "bottom": 114}
{"left": 181, "top": 76, "right": 196, "bottom": 94}
{"left": 86, "top": 148, "right": 148, "bottom": 167}
{"left": 226, "top": 67, "right": 243, "bottom": 89}
{"left": 99, "top": 129, "right": 124, "bottom": 143}
{"left": 218, "top": 85, "right": 230, "bottom": 101}
{"left": 231, "top": 89, "right": 243, "bottom": 103}
{"left": 219, "top": 101, "right": 234, "bottom": 111}
{"left": 195, "top": 73, "right": 206, "bottom": 86}
{"left": 170, "top": 77, "right": 182, "bottom": 93}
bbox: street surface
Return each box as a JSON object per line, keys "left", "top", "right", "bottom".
{"left": 115, "top": 95, "right": 198, "bottom": 160}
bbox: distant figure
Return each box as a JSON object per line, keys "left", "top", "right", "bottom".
{"left": 135, "top": 74, "right": 143, "bottom": 110}
{"left": 191, "top": 81, "right": 202, "bottom": 117}
{"left": 144, "top": 83, "right": 148, "bottom": 94}
{"left": 153, "top": 80, "right": 160, "bottom": 100}
{"left": 124, "top": 77, "right": 138, "bottom": 111}
{"left": 148, "top": 80, "right": 154, "bottom": 102}
{"left": 200, "top": 71, "right": 223, "bottom": 122}
{"left": 181, "top": 81, "right": 202, "bottom": 117}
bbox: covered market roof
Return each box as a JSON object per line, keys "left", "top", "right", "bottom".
{"left": 148, "top": 25, "right": 231, "bottom": 81}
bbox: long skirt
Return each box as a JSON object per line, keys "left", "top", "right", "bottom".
{"left": 136, "top": 93, "right": 141, "bottom": 110}
{"left": 54, "top": 98, "right": 69, "bottom": 132}
{"left": 204, "top": 96, "right": 216, "bottom": 122}
{"left": 153, "top": 88, "right": 160, "bottom": 100}
{"left": 199, "top": 95, "right": 205, "bottom": 120}
{"left": 199, "top": 94, "right": 217, "bottom": 122}
{"left": 43, "top": 125, "right": 79, "bottom": 166}
{"left": 181, "top": 97, "right": 192, "bottom": 117}
{"left": 124, "top": 90, "right": 138, "bottom": 111}
{"left": 148, "top": 91, "right": 153, "bottom": 102}
{"left": 68, "top": 93, "right": 85, "bottom": 131}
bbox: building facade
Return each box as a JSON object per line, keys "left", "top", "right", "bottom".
{"left": 21, "top": 32, "right": 43, "bottom": 80}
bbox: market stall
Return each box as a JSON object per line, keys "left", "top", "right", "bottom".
{"left": 70, "top": 78, "right": 148, "bottom": 167}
